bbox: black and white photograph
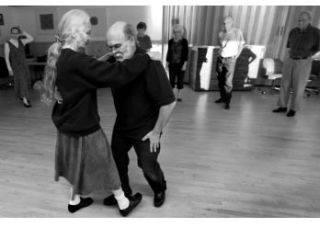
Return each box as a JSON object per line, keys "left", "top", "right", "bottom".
{"left": 0, "top": 13, "right": 4, "bottom": 25}
{"left": 0, "top": 0, "right": 320, "bottom": 226}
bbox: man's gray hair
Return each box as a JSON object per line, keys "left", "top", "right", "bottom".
{"left": 300, "top": 10, "right": 313, "bottom": 21}
{"left": 106, "top": 21, "right": 137, "bottom": 43}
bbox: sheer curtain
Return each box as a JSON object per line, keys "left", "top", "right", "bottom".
{"left": 162, "top": 5, "right": 320, "bottom": 60}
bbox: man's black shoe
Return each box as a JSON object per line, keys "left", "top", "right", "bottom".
{"left": 68, "top": 197, "right": 93, "bottom": 213}
{"left": 103, "top": 192, "right": 133, "bottom": 206}
{"left": 225, "top": 103, "right": 230, "bottom": 110}
{"left": 119, "top": 193, "right": 142, "bottom": 217}
{"left": 215, "top": 98, "right": 225, "bottom": 103}
{"left": 272, "top": 107, "right": 287, "bottom": 113}
{"left": 154, "top": 191, "right": 166, "bottom": 207}
{"left": 286, "top": 110, "right": 296, "bottom": 117}
{"left": 103, "top": 194, "right": 117, "bottom": 206}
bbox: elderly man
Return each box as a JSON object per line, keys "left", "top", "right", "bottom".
{"left": 272, "top": 11, "right": 320, "bottom": 117}
{"left": 103, "top": 22, "right": 176, "bottom": 208}
{"left": 215, "top": 16, "right": 245, "bottom": 109}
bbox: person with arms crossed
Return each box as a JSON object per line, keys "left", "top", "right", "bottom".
{"left": 215, "top": 16, "right": 245, "bottom": 109}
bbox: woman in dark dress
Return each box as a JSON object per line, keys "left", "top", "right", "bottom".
{"left": 4, "top": 27, "right": 34, "bottom": 107}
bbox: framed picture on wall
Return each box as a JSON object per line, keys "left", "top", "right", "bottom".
{"left": 0, "top": 13, "right": 4, "bottom": 25}
{"left": 58, "top": 7, "right": 107, "bottom": 39}
{"left": 35, "top": 7, "right": 57, "bottom": 35}
{"left": 39, "top": 13, "right": 54, "bottom": 30}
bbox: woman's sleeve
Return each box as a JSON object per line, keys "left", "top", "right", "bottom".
{"left": 166, "top": 40, "right": 171, "bottom": 62}
{"left": 182, "top": 39, "right": 189, "bottom": 62}
{"left": 77, "top": 52, "right": 150, "bottom": 88}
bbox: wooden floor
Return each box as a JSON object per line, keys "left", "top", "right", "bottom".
{"left": 1, "top": 86, "right": 320, "bottom": 218}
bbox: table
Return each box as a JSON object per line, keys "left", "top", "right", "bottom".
{"left": 26, "top": 61, "right": 46, "bottom": 85}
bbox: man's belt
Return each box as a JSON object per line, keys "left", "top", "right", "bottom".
{"left": 291, "top": 56, "right": 308, "bottom": 60}
{"left": 220, "top": 55, "right": 237, "bottom": 59}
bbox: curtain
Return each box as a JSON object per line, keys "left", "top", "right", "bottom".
{"left": 162, "top": 5, "right": 320, "bottom": 60}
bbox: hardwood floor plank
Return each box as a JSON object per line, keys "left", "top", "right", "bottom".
{"left": 1, "top": 86, "right": 320, "bottom": 217}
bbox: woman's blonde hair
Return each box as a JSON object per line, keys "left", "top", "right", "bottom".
{"left": 172, "top": 24, "right": 184, "bottom": 36}
{"left": 42, "top": 9, "right": 91, "bottom": 104}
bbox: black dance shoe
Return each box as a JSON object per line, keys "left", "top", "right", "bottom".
{"left": 23, "top": 102, "right": 31, "bottom": 108}
{"left": 154, "top": 190, "right": 166, "bottom": 207}
{"left": 286, "top": 110, "right": 296, "bottom": 117}
{"left": 21, "top": 98, "right": 31, "bottom": 108}
{"left": 68, "top": 197, "right": 93, "bottom": 213}
{"left": 119, "top": 193, "right": 142, "bottom": 217}
{"left": 272, "top": 107, "right": 287, "bottom": 113}
{"left": 103, "top": 194, "right": 117, "bottom": 206}
{"left": 103, "top": 192, "right": 133, "bottom": 206}
{"left": 215, "top": 98, "right": 225, "bottom": 103}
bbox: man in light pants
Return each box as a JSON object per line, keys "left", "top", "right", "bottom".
{"left": 273, "top": 11, "right": 320, "bottom": 117}
{"left": 215, "top": 16, "right": 245, "bottom": 110}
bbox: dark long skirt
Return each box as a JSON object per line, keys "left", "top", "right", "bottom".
{"left": 55, "top": 128, "right": 121, "bottom": 196}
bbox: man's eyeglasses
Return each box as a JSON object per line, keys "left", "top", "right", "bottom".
{"left": 107, "top": 43, "right": 122, "bottom": 50}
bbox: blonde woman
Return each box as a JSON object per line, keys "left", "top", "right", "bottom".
{"left": 42, "top": 9, "right": 150, "bottom": 216}
{"left": 166, "top": 24, "right": 188, "bottom": 101}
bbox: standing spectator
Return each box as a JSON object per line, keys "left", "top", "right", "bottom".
{"left": 171, "top": 18, "right": 187, "bottom": 39}
{"left": 137, "top": 22, "right": 152, "bottom": 52}
{"left": 272, "top": 11, "right": 320, "bottom": 117}
{"left": 4, "top": 26, "right": 34, "bottom": 107}
{"left": 234, "top": 45, "right": 257, "bottom": 84}
{"left": 166, "top": 24, "right": 188, "bottom": 101}
{"left": 215, "top": 16, "right": 245, "bottom": 109}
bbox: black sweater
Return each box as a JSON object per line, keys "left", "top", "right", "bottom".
{"left": 52, "top": 48, "right": 149, "bottom": 136}
{"left": 166, "top": 38, "right": 189, "bottom": 67}
{"left": 112, "top": 48, "right": 175, "bottom": 139}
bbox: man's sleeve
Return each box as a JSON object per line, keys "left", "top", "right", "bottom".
{"left": 311, "top": 28, "right": 320, "bottom": 54}
{"left": 147, "top": 36, "right": 152, "bottom": 49}
{"left": 287, "top": 30, "right": 293, "bottom": 48}
{"left": 146, "top": 60, "right": 176, "bottom": 106}
{"left": 166, "top": 40, "right": 171, "bottom": 62}
{"left": 238, "top": 29, "right": 245, "bottom": 46}
{"left": 182, "top": 39, "right": 189, "bottom": 62}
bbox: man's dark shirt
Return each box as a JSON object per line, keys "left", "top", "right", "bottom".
{"left": 111, "top": 48, "right": 175, "bottom": 140}
{"left": 287, "top": 24, "right": 320, "bottom": 58}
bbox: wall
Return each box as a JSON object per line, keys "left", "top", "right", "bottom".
{"left": 0, "top": 6, "right": 19, "bottom": 44}
{"left": 0, "top": 5, "right": 163, "bottom": 44}
{"left": 106, "top": 6, "right": 162, "bottom": 42}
